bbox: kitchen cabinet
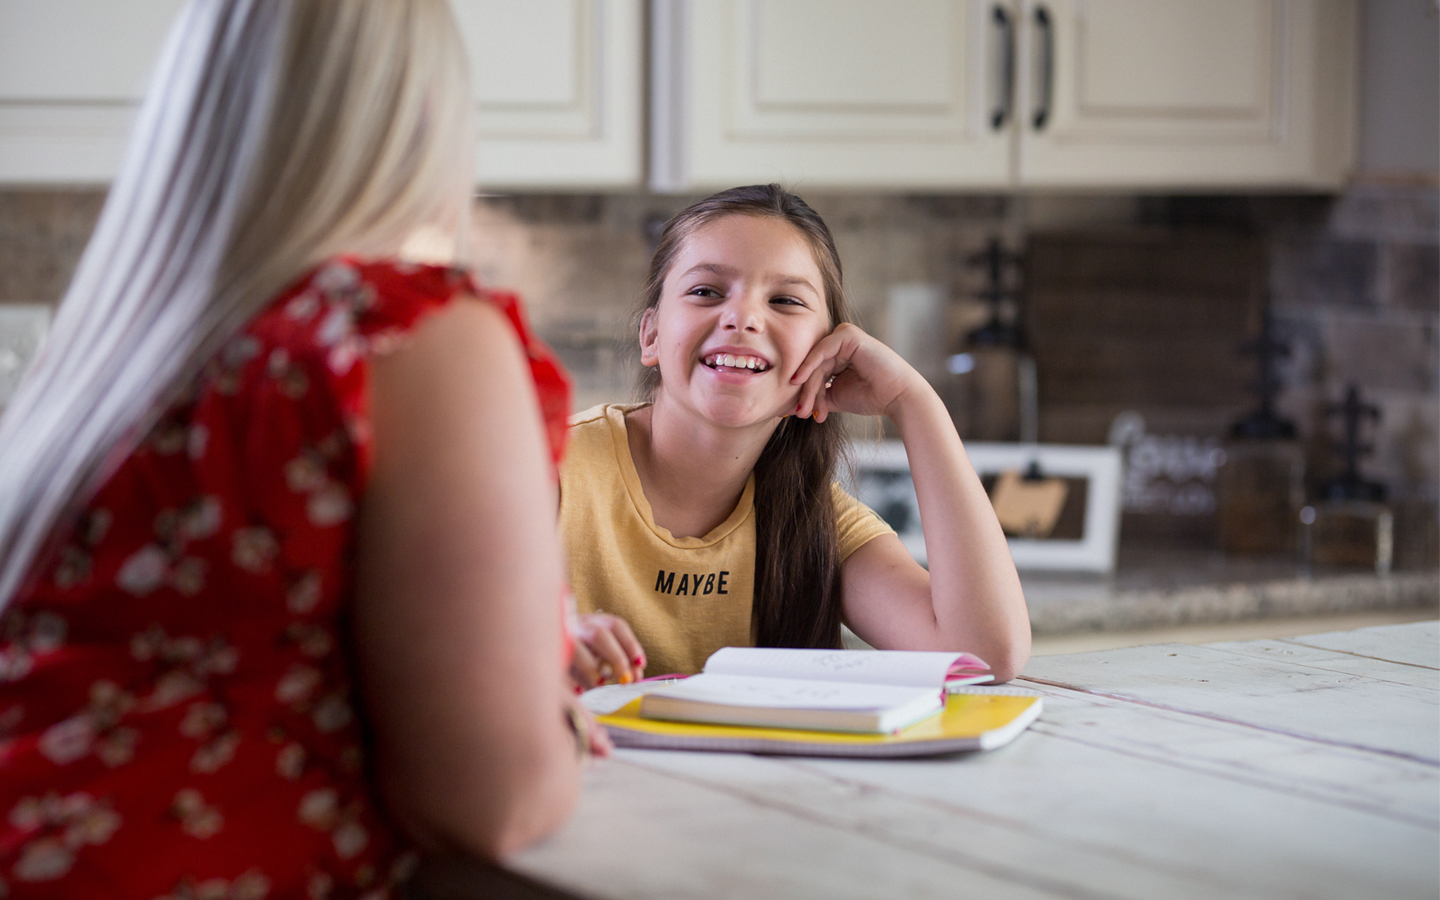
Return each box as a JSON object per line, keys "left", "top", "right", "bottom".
{"left": 650, "top": 0, "right": 1357, "bottom": 191}
{"left": 0, "top": 0, "right": 185, "bottom": 184}
{"left": 457, "top": 0, "right": 643, "bottom": 189}
{"left": 0, "top": 0, "right": 644, "bottom": 189}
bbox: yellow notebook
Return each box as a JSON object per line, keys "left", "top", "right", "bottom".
{"left": 595, "top": 691, "right": 1042, "bottom": 758}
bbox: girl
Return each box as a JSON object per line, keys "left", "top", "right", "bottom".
{"left": 0, "top": 1, "right": 595, "bottom": 894}
{"left": 563, "top": 185, "right": 1030, "bottom": 687}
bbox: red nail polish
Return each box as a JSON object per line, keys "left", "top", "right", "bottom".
{"left": 573, "top": 684, "right": 583, "bottom": 695}
{"left": 632, "top": 656, "right": 645, "bottom": 667}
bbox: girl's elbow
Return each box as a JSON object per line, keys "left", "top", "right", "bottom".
{"left": 985, "top": 634, "right": 1032, "bottom": 684}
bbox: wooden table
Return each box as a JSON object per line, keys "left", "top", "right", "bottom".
{"left": 417, "top": 621, "right": 1439, "bottom": 900}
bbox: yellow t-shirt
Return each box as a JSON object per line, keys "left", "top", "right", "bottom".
{"left": 559, "top": 404, "right": 895, "bottom": 675}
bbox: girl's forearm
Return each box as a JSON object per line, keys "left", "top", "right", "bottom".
{"left": 888, "top": 382, "right": 1031, "bottom": 680}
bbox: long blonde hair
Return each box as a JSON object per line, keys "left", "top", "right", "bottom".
{"left": 0, "top": 0, "right": 474, "bottom": 605}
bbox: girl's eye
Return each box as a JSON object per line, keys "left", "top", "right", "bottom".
{"left": 770, "top": 295, "right": 806, "bottom": 307}
{"left": 687, "top": 286, "right": 722, "bottom": 299}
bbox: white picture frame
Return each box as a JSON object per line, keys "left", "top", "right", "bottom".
{"left": 848, "top": 440, "right": 1124, "bottom": 573}
{"left": 0, "top": 305, "right": 51, "bottom": 408}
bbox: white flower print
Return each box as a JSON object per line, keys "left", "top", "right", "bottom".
{"left": 326, "top": 338, "right": 363, "bottom": 376}
{"left": 333, "top": 819, "right": 368, "bottom": 860}
{"left": 314, "top": 261, "right": 360, "bottom": 296}
{"left": 0, "top": 609, "right": 68, "bottom": 681}
{"left": 172, "top": 788, "right": 223, "bottom": 838}
{"left": 157, "top": 869, "right": 274, "bottom": 900}
{"left": 8, "top": 796, "right": 43, "bottom": 831}
{"left": 190, "top": 730, "right": 240, "bottom": 773}
{"left": 275, "top": 665, "right": 322, "bottom": 705}
{"left": 9, "top": 792, "right": 121, "bottom": 881}
{"left": 182, "top": 496, "right": 223, "bottom": 540}
{"left": 53, "top": 546, "right": 92, "bottom": 589}
{"left": 13, "top": 836, "right": 73, "bottom": 881}
{"left": 284, "top": 455, "right": 326, "bottom": 493}
{"left": 311, "top": 694, "right": 353, "bottom": 733}
{"left": 38, "top": 716, "right": 94, "bottom": 765}
{"left": 297, "top": 788, "right": 339, "bottom": 830}
{"left": 317, "top": 308, "right": 354, "bottom": 348}
{"left": 29, "top": 612, "right": 66, "bottom": 654}
{"left": 233, "top": 869, "right": 272, "bottom": 900}
{"left": 307, "top": 871, "right": 335, "bottom": 900}
{"left": 62, "top": 802, "right": 121, "bottom": 846}
{"left": 117, "top": 544, "right": 169, "bottom": 595}
{"left": 81, "top": 508, "right": 112, "bottom": 546}
{"left": 285, "top": 622, "right": 333, "bottom": 658}
{"left": 95, "top": 728, "right": 138, "bottom": 767}
{"left": 40, "top": 680, "right": 137, "bottom": 766}
{"left": 266, "top": 347, "right": 291, "bottom": 375}
{"left": 180, "top": 701, "right": 227, "bottom": 739}
{"left": 132, "top": 629, "right": 239, "bottom": 710}
{"left": 276, "top": 742, "right": 306, "bottom": 780}
{"left": 170, "top": 557, "right": 208, "bottom": 596}
{"left": 0, "top": 647, "right": 33, "bottom": 682}
{"left": 188, "top": 423, "right": 210, "bottom": 460}
{"left": 231, "top": 527, "right": 279, "bottom": 573}
{"left": 151, "top": 422, "right": 188, "bottom": 455}
{"left": 286, "top": 571, "right": 322, "bottom": 614}
{"left": 287, "top": 290, "right": 321, "bottom": 321}
{"left": 307, "top": 483, "right": 352, "bottom": 527}
{"left": 223, "top": 335, "right": 262, "bottom": 367}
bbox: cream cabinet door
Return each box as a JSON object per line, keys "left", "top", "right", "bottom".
{"left": 651, "top": 0, "right": 1012, "bottom": 191}
{"left": 0, "top": 0, "right": 643, "bottom": 189}
{"left": 1017, "top": 0, "right": 1357, "bottom": 188}
{"left": 456, "top": 0, "right": 643, "bottom": 189}
{"left": 0, "top": 0, "right": 184, "bottom": 184}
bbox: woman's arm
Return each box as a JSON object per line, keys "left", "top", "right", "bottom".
{"left": 354, "top": 299, "right": 581, "bottom": 860}
{"left": 794, "top": 325, "right": 1031, "bottom": 682}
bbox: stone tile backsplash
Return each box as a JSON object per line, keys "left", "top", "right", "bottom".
{"left": 2, "top": 184, "right": 1435, "bottom": 514}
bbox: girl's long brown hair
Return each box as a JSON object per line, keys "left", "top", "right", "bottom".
{"left": 636, "top": 185, "right": 854, "bottom": 649}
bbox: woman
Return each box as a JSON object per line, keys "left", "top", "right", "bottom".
{"left": 0, "top": 1, "right": 591, "bottom": 895}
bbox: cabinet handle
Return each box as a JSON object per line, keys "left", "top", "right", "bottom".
{"left": 991, "top": 5, "right": 1015, "bottom": 130}
{"left": 1032, "top": 4, "right": 1053, "bottom": 130}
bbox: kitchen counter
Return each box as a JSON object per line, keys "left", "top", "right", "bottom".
{"left": 1023, "top": 546, "right": 1438, "bottom": 636}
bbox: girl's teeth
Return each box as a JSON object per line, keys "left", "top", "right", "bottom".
{"left": 722, "top": 354, "right": 735, "bottom": 367}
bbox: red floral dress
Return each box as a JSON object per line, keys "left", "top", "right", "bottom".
{"left": 0, "top": 259, "right": 570, "bottom": 898}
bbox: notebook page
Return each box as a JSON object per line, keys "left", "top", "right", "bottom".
{"left": 649, "top": 673, "right": 937, "bottom": 711}
{"left": 702, "top": 648, "right": 988, "bottom": 688}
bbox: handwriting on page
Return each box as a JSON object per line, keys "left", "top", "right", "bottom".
{"left": 659, "top": 674, "right": 931, "bottom": 710}
{"left": 704, "top": 648, "right": 984, "bottom": 687}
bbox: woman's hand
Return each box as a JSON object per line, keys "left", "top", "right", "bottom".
{"left": 564, "top": 693, "right": 613, "bottom": 759}
{"left": 570, "top": 613, "right": 646, "bottom": 689}
{"left": 791, "top": 323, "right": 927, "bottom": 423}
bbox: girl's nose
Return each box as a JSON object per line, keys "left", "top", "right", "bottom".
{"left": 721, "top": 291, "right": 765, "bottom": 332}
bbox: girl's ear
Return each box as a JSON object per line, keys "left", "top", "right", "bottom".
{"left": 638, "top": 308, "right": 660, "bottom": 368}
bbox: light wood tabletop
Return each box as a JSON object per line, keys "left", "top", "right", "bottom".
{"left": 415, "top": 620, "right": 1439, "bottom": 900}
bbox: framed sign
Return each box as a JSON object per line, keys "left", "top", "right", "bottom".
{"left": 848, "top": 440, "right": 1124, "bottom": 573}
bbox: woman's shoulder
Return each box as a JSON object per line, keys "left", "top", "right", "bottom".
{"left": 245, "top": 257, "right": 490, "bottom": 358}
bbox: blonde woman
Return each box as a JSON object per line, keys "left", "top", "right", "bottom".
{"left": 0, "top": 1, "right": 593, "bottom": 895}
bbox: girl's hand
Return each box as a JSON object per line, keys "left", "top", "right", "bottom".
{"left": 791, "top": 323, "right": 927, "bottom": 423}
{"left": 570, "top": 613, "right": 646, "bottom": 689}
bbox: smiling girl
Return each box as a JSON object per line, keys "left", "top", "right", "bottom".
{"left": 562, "top": 185, "right": 1030, "bottom": 686}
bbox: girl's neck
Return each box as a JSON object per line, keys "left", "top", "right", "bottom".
{"left": 626, "top": 400, "right": 777, "bottom": 539}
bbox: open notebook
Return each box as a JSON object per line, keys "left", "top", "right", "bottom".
{"left": 581, "top": 647, "right": 1041, "bottom": 757}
